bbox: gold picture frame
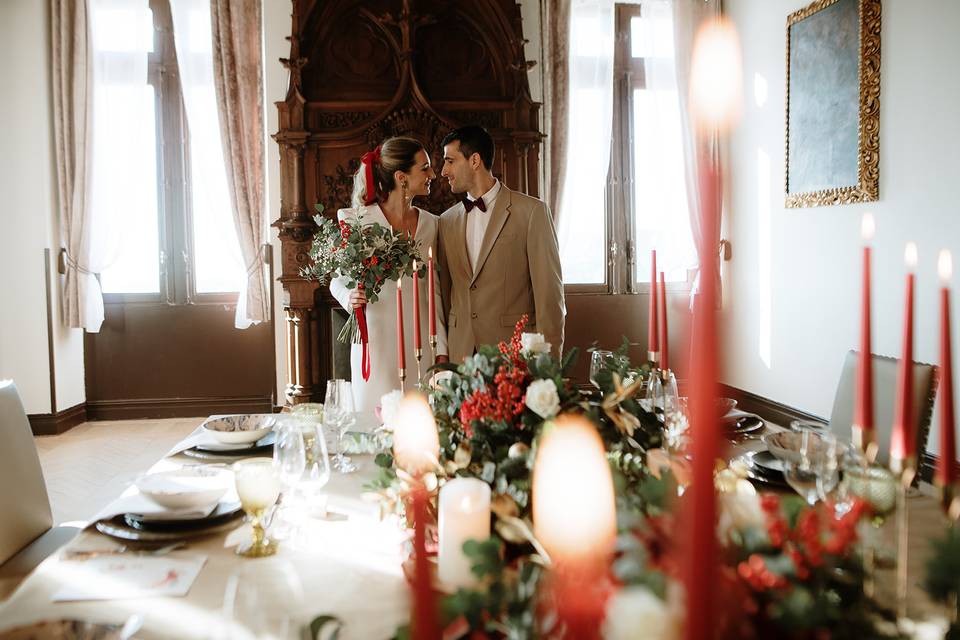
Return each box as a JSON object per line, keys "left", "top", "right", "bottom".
{"left": 785, "top": 0, "right": 881, "bottom": 208}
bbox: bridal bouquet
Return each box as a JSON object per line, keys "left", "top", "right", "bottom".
{"left": 301, "top": 205, "right": 425, "bottom": 380}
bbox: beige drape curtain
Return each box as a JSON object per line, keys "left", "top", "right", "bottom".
{"left": 543, "top": 0, "right": 571, "bottom": 221}
{"left": 210, "top": 0, "right": 268, "bottom": 326}
{"left": 51, "top": 0, "right": 100, "bottom": 331}
{"left": 672, "top": 0, "right": 723, "bottom": 302}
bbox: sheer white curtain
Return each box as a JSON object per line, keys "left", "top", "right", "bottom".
{"left": 169, "top": 0, "right": 248, "bottom": 324}
{"left": 87, "top": 0, "right": 155, "bottom": 320}
{"left": 631, "top": 0, "right": 697, "bottom": 283}
{"left": 671, "top": 0, "right": 722, "bottom": 300}
{"left": 556, "top": 0, "right": 615, "bottom": 285}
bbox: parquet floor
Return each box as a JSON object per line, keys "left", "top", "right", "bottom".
{"left": 34, "top": 418, "right": 200, "bottom": 525}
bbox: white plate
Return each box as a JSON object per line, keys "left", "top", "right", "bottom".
{"left": 136, "top": 467, "right": 230, "bottom": 511}
{"left": 201, "top": 414, "right": 276, "bottom": 444}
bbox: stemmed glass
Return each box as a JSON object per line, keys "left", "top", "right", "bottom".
{"left": 232, "top": 459, "right": 282, "bottom": 558}
{"left": 296, "top": 420, "right": 332, "bottom": 516}
{"left": 589, "top": 350, "right": 614, "bottom": 388}
{"left": 325, "top": 379, "right": 357, "bottom": 473}
{"left": 783, "top": 429, "right": 820, "bottom": 505}
{"left": 221, "top": 559, "right": 305, "bottom": 639}
{"left": 271, "top": 420, "right": 306, "bottom": 539}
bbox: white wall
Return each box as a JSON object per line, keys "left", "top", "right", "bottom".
{"left": 263, "top": 2, "right": 545, "bottom": 401}
{"left": 0, "top": 0, "right": 85, "bottom": 415}
{"left": 723, "top": 0, "right": 960, "bottom": 454}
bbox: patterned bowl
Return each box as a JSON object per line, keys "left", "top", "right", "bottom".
{"left": 201, "top": 414, "right": 276, "bottom": 445}
{"left": 136, "top": 467, "right": 230, "bottom": 510}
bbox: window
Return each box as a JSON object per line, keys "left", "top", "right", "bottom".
{"left": 558, "top": 2, "right": 696, "bottom": 292}
{"left": 91, "top": 0, "right": 244, "bottom": 301}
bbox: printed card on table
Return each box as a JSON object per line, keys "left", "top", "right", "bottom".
{"left": 52, "top": 555, "right": 208, "bottom": 602}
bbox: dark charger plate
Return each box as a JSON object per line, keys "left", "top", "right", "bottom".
{"left": 124, "top": 500, "right": 243, "bottom": 532}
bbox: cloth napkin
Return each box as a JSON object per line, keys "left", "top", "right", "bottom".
{"left": 93, "top": 492, "right": 219, "bottom": 523}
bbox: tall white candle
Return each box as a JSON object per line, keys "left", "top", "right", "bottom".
{"left": 438, "top": 477, "right": 491, "bottom": 588}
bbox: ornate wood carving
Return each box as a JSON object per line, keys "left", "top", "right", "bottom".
{"left": 274, "top": 0, "right": 544, "bottom": 403}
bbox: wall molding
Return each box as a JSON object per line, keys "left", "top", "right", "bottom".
{"left": 85, "top": 395, "right": 273, "bottom": 421}
{"left": 28, "top": 402, "right": 87, "bottom": 436}
{"left": 721, "top": 384, "right": 943, "bottom": 483}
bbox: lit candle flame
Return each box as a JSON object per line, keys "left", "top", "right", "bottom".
{"left": 905, "top": 242, "right": 918, "bottom": 270}
{"left": 397, "top": 278, "right": 402, "bottom": 291}
{"left": 861, "top": 212, "right": 876, "bottom": 241}
{"left": 392, "top": 392, "right": 439, "bottom": 475}
{"left": 533, "top": 415, "right": 615, "bottom": 567}
{"left": 428, "top": 246, "right": 433, "bottom": 259}
{"left": 412, "top": 259, "right": 417, "bottom": 271}
{"left": 940, "top": 250, "right": 953, "bottom": 284}
{"left": 689, "top": 17, "right": 743, "bottom": 133}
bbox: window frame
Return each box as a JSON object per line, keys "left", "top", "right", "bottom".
{"left": 563, "top": 2, "right": 695, "bottom": 296}
{"left": 100, "top": 0, "right": 237, "bottom": 306}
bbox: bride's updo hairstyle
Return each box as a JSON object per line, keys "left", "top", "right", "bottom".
{"left": 351, "top": 136, "right": 426, "bottom": 208}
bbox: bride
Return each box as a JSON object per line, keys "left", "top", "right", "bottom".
{"left": 329, "top": 137, "right": 449, "bottom": 416}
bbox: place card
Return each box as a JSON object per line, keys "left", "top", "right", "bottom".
{"left": 52, "top": 555, "right": 207, "bottom": 602}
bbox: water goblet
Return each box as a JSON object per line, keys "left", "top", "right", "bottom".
{"left": 221, "top": 559, "right": 305, "bottom": 639}
{"left": 233, "top": 459, "right": 282, "bottom": 558}
{"left": 297, "top": 421, "right": 332, "bottom": 516}
{"left": 783, "top": 429, "right": 820, "bottom": 505}
{"left": 589, "top": 350, "right": 615, "bottom": 388}
{"left": 325, "top": 380, "right": 357, "bottom": 473}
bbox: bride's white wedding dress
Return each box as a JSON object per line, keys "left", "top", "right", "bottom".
{"left": 329, "top": 204, "right": 448, "bottom": 418}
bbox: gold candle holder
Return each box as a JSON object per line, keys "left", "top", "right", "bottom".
{"left": 893, "top": 460, "right": 916, "bottom": 622}
{"left": 399, "top": 367, "right": 406, "bottom": 392}
{"left": 648, "top": 350, "right": 660, "bottom": 367}
{"left": 415, "top": 348, "right": 423, "bottom": 385}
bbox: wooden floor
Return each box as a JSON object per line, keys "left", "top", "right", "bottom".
{"left": 34, "top": 418, "right": 201, "bottom": 525}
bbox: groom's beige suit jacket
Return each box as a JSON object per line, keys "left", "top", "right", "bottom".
{"left": 437, "top": 184, "right": 565, "bottom": 364}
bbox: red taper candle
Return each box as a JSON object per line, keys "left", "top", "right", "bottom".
{"left": 659, "top": 271, "right": 669, "bottom": 372}
{"left": 684, "top": 15, "right": 741, "bottom": 640}
{"left": 397, "top": 278, "right": 406, "bottom": 372}
{"left": 649, "top": 250, "right": 659, "bottom": 362}
{"left": 891, "top": 242, "right": 917, "bottom": 471}
{"left": 412, "top": 260, "right": 422, "bottom": 351}
{"left": 428, "top": 247, "right": 436, "bottom": 339}
{"left": 855, "top": 213, "right": 876, "bottom": 454}
{"left": 938, "top": 250, "right": 956, "bottom": 490}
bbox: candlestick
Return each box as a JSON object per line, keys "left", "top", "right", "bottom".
{"left": 891, "top": 242, "right": 917, "bottom": 475}
{"left": 659, "top": 271, "right": 669, "bottom": 372}
{"left": 648, "top": 250, "right": 659, "bottom": 363}
{"left": 533, "top": 414, "right": 615, "bottom": 639}
{"left": 413, "top": 260, "right": 422, "bottom": 351}
{"left": 938, "top": 250, "right": 957, "bottom": 512}
{"left": 428, "top": 246, "right": 437, "bottom": 340}
{"left": 438, "top": 478, "right": 491, "bottom": 589}
{"left": 855, "top": 213, "right": 877, "bottom": 460}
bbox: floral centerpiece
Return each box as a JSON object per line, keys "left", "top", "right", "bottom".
{"left": 301, "top": 204, "right": 425, "bottom": 380}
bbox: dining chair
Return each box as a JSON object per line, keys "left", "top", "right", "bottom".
{"left": 828, "top": 350, "right": 939, "bottom": 467}
{"left": 0, "top": 380, "right": 80, "bottom": 596}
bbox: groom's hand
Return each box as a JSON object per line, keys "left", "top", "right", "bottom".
{"left": 435, "top": 355, "right": 449, "bottom": 365}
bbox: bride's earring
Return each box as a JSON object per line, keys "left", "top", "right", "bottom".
{"left": 401, "top": 180, "right": 409, "bottom": 208}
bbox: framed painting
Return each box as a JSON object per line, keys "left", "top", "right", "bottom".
{"left": 785, "top": 0, "right": 881, "bottom": 208}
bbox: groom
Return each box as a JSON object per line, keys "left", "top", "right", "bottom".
{"left": 437, "top": 125, "right": 565, "bottom": 363}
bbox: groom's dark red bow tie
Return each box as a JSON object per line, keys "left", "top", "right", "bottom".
{"left": 463, "top": 197, "right": 487, "bottom": 213}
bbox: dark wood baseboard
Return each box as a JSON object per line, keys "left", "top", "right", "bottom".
{"left": 28, "top": 403, "right": 88, "bottom": 436}
{"left": 85, "top": 395, "right": 273, "bottom": 421}
{"left": 721, "top": 384, "right": 944, "bottom": 483}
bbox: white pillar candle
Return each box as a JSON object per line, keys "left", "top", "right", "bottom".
{"left": 438, "top": 477, "right": 491, "bottom": 589}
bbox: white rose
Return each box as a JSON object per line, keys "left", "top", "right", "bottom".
{"left": 378, "top": 390, "right": 404, "bottom": 431}
{"left": 524, "top": 379, "right": 561, "bottom": 419}
{"left": 717, "top": 489, "right": 766, "bottom": 543}
{"left": 520, "top": 332, "right": 551, "bottom": 355}
{"left": 604, "top": 586, "right": 680, "bottom": 640}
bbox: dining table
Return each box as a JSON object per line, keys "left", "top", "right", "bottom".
{"left": 0, "top": 413, "right": 952, "bottom": 639}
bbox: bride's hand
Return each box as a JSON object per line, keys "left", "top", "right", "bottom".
{"left": 349, "top": 288, "right": 367, "bottom": 308}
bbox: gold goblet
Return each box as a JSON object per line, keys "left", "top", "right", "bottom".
{"left": 233, "top": 459, "right": 282, "bottom": 558}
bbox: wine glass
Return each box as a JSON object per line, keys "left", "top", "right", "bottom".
{"left": 814, "top": 431, "right": 840, "bottom": 501}
{"left": 273, "top": 420, "right": 306, "bottom": 492}
{"left": 297, "top": 421, "right": 332, "bottom": 516}
{"left": 221, "top": 559, "right": 305, "bottom": 639}
{"left": 325, "top": 379, "right": 357, "bottom": 473}
{"left": 783, "top": 429, "right": 820, "bottom": 505}
{"left": 589, "top": 350, "right": 614, "bottom": 388}
{"left": 232, "top": 459, "right": 282, "bottom": 557}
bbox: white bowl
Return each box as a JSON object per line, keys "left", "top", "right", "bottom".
{"left": 136, "top": 468, "right": 230, "bottom": 510}
{"left": 201, "top": 414, "right": 276, "bottom": 445}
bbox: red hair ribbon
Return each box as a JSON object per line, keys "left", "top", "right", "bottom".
{"left": 360, "top": 146, "right": 382, "bottom": 206}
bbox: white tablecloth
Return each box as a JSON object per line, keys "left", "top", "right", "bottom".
{"left": 0, "top": 429, "right": 410, "bottom": 639}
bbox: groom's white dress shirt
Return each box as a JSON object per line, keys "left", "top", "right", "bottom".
{"left": 465, "top": 179, "right": 501, "bottom": 272}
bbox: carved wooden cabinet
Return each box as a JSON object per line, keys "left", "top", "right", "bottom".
{"left": 274, "top": 0, "right": 543, "bottom": 403}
